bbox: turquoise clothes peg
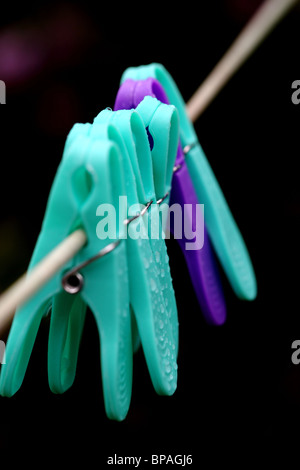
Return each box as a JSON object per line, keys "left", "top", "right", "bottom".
{"left": 114, "top": 78, "right": 227, "bottom": 326}
{"left": 94, "top": 106, "right": 179, "bottom": 395}
{"left": 47, "top": 123, "right": 90, "bottom": 396}
{"left": 121, "top": 64, "right": 257, "bottom": 301}
{"left": 134, "top": 96, "right": 180, "bottom": 344}
{"left": 134, "top": 96, "right": 179, "bottom": 214}
{"left": 0, "top": 129, "right": 133, "bottom": 421}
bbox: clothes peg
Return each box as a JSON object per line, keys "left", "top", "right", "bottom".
{"left": 47, "top": 106, "right": 179, "bottom": 399}
{"left": 121, "top": 64, "right": 257, "bottom": 301}
{"left": 0, "top": 127, "right": 133, "bottom": 421}
{"left": 94, "top": 105, "right": 179, "bottom": 395}
{"left": 114, "top": 78, "right": 227, "bottom": 325}
{"left": 126, "top": 96, "right": 180, "bottom": 346}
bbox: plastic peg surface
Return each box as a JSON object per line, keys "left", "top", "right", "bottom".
{"left": 0, "top": 125, "right": 132, "bottom": 421}
{"left": 121, "top": 64, "right": 257, "bottom": 301}
{"left": 94, "top": 107, "right": 179, "bottom": 395}
{"left": 115, "top": 77, "right": 227, "bottom": 325}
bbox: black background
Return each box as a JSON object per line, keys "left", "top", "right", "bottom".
{"left": 0, "top": 0, "right": 300, "bottom": 464}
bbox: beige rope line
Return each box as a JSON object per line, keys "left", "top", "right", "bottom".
{"left": 0, "top": 229, "right": 87, "bottom": 336}
{"left": 186, "top": 0, "right": 299, "bottom": 122}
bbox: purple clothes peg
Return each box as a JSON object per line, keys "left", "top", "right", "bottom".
{"left": 170, "top": 146, "right": 226, "bottom": 325}
{"left": 114, "top": 78, "right": 226, "bottom": 325}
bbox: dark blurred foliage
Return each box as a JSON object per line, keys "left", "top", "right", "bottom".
{"left": 0, "top": 0, "right": 300, "bottom": 464}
